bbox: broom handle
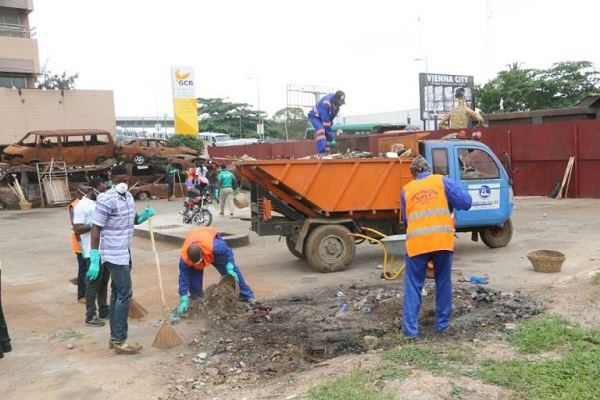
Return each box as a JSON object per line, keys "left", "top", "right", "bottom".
{"left": 148, "top": 218, "right": 168, "bottom": 309}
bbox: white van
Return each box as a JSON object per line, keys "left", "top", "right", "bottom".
{"left": 198, "top": 132, "right": 232, "bottom": 147}
{"left": 198, "top": 132, "right": 259, "bottom": 147}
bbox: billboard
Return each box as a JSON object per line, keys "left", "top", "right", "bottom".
{"left": 418, "top": 73, "right": 475, "bottom": 121}
{"left": 171, "top": 66, "right": 198, "bottom": 135}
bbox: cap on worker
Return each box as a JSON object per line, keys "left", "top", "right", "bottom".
{"left": 334, "top": 90, "right": 346, "bottom": 105}
{"left": 187, "top": 244, "right": 203, "bottom": 264}
{"left": 410, "top": 155, "right": 431, "bottom": 174}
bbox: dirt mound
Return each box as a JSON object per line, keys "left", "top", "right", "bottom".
{"left": 164, "top": 282, "right": 543, "bottom": 398}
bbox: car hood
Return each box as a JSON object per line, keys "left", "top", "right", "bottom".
{"left": 3, "top": 144, "right": 27, "bottom": 155}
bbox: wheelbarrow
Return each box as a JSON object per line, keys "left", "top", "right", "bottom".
{"left": 349, "top": 227, "right": 434, "bottom": 281}
{"left": 349, "top": 227, "right": 407, "bottom": 281}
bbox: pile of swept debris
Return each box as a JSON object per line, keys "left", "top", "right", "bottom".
{"left": 159, "top": 282, "right": 543, "bottom": 398}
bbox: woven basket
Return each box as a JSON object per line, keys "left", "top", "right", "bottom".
{"left": 527, "top": 250, "right": 565, "bottom": 273}
{"left": 233, "top": 192, "right": 249, "bottom": 209}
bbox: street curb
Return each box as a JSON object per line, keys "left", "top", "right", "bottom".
{"left": 133, "top": 228, "right": 250, "bottom": 248}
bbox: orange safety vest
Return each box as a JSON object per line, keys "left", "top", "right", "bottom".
{"left": 404, "top": 174, "right": 454, "bottom": 257}
{"left": 67, "top": 199, "right": 82, "bottom": 253}
{"left": 180, "top": 227, "right": 218, "bottom": 270}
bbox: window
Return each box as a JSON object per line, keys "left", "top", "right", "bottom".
{"left": 0, "top": 74, "right": 27, "bottom": 88}
{"left": 458, "top": 148, "right": 500, "bottom": 180}
{"left": 432, "top": 148, "right": 449, "bottom": 175}
{"left": 63, "top": 136, "right": 85, "bottom": 147}
{"left": 85, "top": 134, "right": 109, "bottom": 146}
{"left": 0, "top": 12, "right": 23, "bottom": 38}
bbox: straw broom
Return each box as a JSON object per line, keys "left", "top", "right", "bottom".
{"left": 148, "top": 217, "right": 183, "bottom": 349}
{"left": 129, "top": 298, "right": 148, "bottom": 320}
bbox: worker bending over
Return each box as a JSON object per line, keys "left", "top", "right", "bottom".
{"left": 401, "top": 155, "right": 472, "bottom": 338}
{"left": 177, "top": 227, "right": 256, "bottom": 315}
{"left": 308, "top": 90, "right": 345, "bottom": 155}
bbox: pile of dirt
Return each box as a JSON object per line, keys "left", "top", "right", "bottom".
{"left": 162, "top": 282, "right": 543, "bottom": 398}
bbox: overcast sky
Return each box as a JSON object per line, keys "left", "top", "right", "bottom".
{"left": 30, "top": 0, "right": 600, "bottom": 119}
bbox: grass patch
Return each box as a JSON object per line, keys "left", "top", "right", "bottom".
{"left": 508, "top": 316, "right": 585, "bottom": 353}
{"left": 591, "top": 270, "right": 600, "bottom": 285}
{"left": 307, "top": 369, "right": 395, "bottom": 400}
{"left": 382, "top": 344, "right": 473, "bottom": 374}
{"left": 475, "top": 316, "right": 600, "bottom": 399}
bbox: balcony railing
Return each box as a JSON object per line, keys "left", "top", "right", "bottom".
{"left": 0, "top": 23, "right": 35, "bottom": 38}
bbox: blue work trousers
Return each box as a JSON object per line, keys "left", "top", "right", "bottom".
{"left": 178, "top": 258, "right": 255, "bottom": 300}
{"left": 402, "top": 250, "right": 453, "bottom": 338}
{"left": 308, "top": 115, "right": 333, "bottom": 154}
{"left": 105, "top": 262, "right": 132, "bottom": 343}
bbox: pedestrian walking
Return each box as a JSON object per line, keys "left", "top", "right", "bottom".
{"left": 218, "top": 164, "right": 237, "bottom": 218}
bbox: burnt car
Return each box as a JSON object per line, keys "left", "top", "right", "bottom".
{"left": 117, "top": 138, "right": 197, "bottom": 165}
{"left": 129, "top": 174, "right": 186, "bottom": 200}
{"left": 2, "top": 129, "right": 116, "bottom": 166}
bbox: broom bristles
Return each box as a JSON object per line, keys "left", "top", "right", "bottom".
{"left": 129, "top": 298, "right": 149, "bottom": 320}
{"left": 152, "top": 322, "right": 183, "bottom": 349}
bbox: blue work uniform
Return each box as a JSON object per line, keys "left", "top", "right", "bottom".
{"left": 400, "top": 172, "right": 472, "bottom": 337}
{"left": 178, "top": 234, "right": 254, "bottom": 300}
{"left": 308, "top": 93, "right": 340, "bottom": 154}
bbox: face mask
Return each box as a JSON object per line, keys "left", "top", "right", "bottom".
{"left": 115, "top": 182, "right": 128, "bottom": 195}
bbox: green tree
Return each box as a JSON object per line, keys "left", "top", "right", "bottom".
{"left": 197, "top": 98, "right": 262, "bottom": 138}
{"left": 197, "top": 97, "right": 286, "bottom": 140}
{"left": 272, "top": 107, "right": 310, "bottom": 140}
{"left": 166, "top": 134, "right": 205, "bottom": 155}
{"left": 475, "top": 61, "right": 600, "bottom": 113}
{"left": 35, "top": 62, "right": 79, "bottom": 90}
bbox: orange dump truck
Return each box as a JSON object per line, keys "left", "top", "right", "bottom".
{"left": 237, "top": 137, "right": 514, "bottom": 272}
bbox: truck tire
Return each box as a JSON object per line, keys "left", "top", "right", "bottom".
{"left": 285, "top": 236, "right": 305, "bottom": 260}
{"left": 305, "top": 225, "right": 356, "bottom": 273}
{"left": 481, "top": 218, "right": 513, "bottom": 248}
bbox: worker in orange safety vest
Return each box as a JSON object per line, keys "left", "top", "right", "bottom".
{"left": 400, "top": 155, "right": 472, "bottom": 338}
{"left": 176, "top": 227, "right": 256, "bottom": 315}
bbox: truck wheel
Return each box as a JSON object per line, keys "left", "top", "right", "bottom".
{"left": 481, "top": 218, "right": 513, "bottom": 248}
{"left": 285, "top": 236, "right": 305, "bottom": 260}
{"left": 137, "top": 191, "right": 150, "bottom": 201}
{"left": 305, "top": 225, "right": 356, "bottom": 273}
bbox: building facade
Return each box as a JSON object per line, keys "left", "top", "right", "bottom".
{"left": 0, "top": 0, "right": 115, "bottom": 146}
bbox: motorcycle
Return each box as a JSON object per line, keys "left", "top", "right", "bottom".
{"left": 181, "top": 186, "right": 215, "bottom": 226}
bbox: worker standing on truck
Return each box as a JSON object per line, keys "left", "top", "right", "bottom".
{"left": 307, "top": 90, "right": 345, "bottom": 155}
{"left": 401, "top": 155, "right": 472, "bottom": 338}
{"left": 439, "top": 87, "right": 484, "bottom": 129}
{"left": 176, "top": 227, "right": 256, "bottom": 315}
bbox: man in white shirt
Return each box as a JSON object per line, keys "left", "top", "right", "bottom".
{"left": 73, "top": 178, "right": 109, "bottom": 327}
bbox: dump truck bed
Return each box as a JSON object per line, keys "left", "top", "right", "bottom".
{"left": 238, "top": 158, "right": 414, "bottom": 218}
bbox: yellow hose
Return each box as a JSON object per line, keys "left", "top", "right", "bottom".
{"left": 349, "top": 233, "right": 404, "bottom": 280}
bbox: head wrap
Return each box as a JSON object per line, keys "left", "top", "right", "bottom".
{"left": 410, "top": 155, "right": 431, "bottom": 175}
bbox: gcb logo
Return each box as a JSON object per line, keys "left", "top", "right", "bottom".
{"left": 174, "top": 69, "right": 193, "bottom": 86}
{"left": 479, "top": 185, "right": 491, "bottom": 198}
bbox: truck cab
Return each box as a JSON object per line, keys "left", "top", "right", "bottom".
{"left": 422, "top": 139, "right": 514, "bottom": 247}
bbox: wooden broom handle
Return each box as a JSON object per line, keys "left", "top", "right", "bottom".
{"left": 148, "top": 218, "right": 168, "bottom": 309}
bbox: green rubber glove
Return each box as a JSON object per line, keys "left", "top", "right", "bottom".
{"left": 136, "top": 206, "right": 156, "bottom": 224}
{"left": 87, "top": 249, "right": 100, "bottom": 281}
{"left": 225, "top": 262, "right": 239, "bottom": 282}
{"left": 215, "top": 189, "right": 220, "bottom": 198}
{"left": 177, "top": 295, "right": 189, "bottom": 315}
{"left": 330, "top": 139, "right": 337, "bottom": 148}
{"left": 169, "top": 169, "right": 178, "bottom": 174}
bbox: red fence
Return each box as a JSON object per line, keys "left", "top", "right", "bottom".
{"left": 208, "top": 119, "right": 600, "bottom": 198}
